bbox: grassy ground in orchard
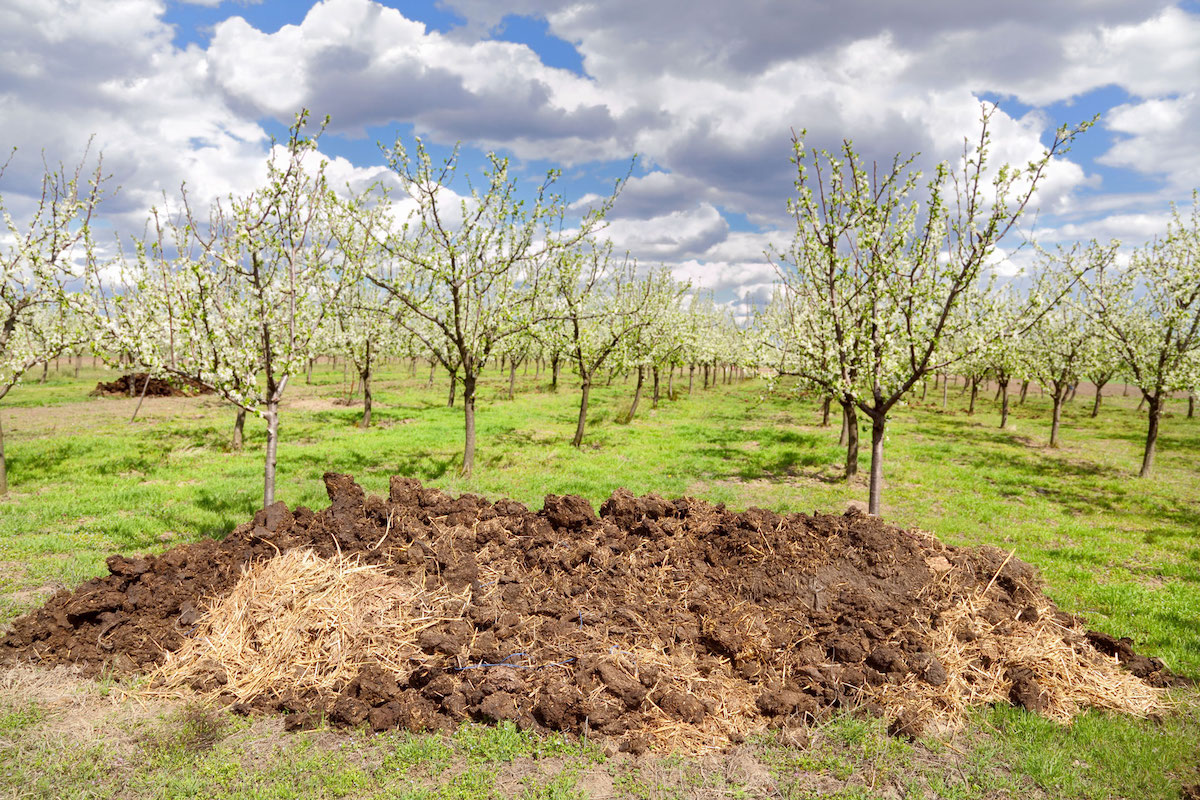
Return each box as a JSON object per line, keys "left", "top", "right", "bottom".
{"left": 0, "top": 361, "right": 1197, "bottom": 799}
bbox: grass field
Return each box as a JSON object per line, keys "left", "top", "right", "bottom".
{"left": 1, "top": 361, "right": 1197, "bottom": 799}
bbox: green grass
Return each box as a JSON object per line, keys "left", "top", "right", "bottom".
{"left": 1, "top": 361, "right": 1198, "bottom": 798}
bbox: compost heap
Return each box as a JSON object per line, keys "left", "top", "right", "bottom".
{"left": 0, "top": 474, "right": 1180, "bottom": 751}
{"left": 92, "top": 373, "right": 212, "bottom": 397}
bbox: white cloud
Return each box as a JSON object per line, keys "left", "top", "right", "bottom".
{"left": 1, "top": 0, "right": 1197, "bottom": 305}
{"left": 1099, "top": 93, "right": 1200, "bottom": 192}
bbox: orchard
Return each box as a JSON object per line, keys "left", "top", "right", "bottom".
{"left": 1, "top": 108, "right": 1198, "bottom": 798}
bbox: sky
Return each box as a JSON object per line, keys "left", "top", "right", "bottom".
{"left": 2, "top": 0, "right": 1198, "bottom": 309}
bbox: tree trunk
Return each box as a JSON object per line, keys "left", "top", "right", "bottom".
{"left": 667, "top": 367, "right": 675, "bottom": 400}
{"left": 572, "top": 380, "right": 591, "bottom": 448}
{"left": 1019, "top": 380, "right": 1030, "bottom": 405}
{"left": 994, "top": 381, "right": 1004, "bottom": 402}
{"left": 1092, "top": 381, "right": 1107, "bottom": 418}
{"left": 551, "top": 354, "right": 560, "bottom": 392}
{"left": 1050, "top": 390, "right": 1063, "bottom": 448}
{"left": 233, "top": 408, "right": 246, "bottom": 450}
{"left": 508, "top": 360, "right": 517, "bottom": 401}
{"left": 652, "top": 366, "right": 660, "bottom": 408}
{"left": 1137, "top": 395, "right": 1145, "bottom": 412}
{"left": 461, "top": 373, "right": 477, "bottom": 477}
{"left": 360, "top": 366, "right": 372, "bottom": 428}
{"left": 942, "top": 374, "right": 948, "bottom": 409}
{"left": 0, "top": 412, "right": 7, "bottom": 496}
{"left": 626, "top": 366, "right": 645, "bottom": 422}
{"left": 130, "top": 372, "right": 153, "bottom": 423}
{"left": 868, "top": 413, "right": 885, "bottom": 515}
{"left": 448, "top": 370, "right": 458, "bottom": 407}
{"left": 1140, "top": 395, "right": 1161, "bottom": 478}
{"left": 703, "top": 364, "right": 709, "bottom": 389}
{"left": 921, "top": 379, "right": 927, "bottom": 401}
{"left": 263, "top": 404, "right": 279, "bottom": 508}
{"left": 306, "top": 358, "right": 313, "bottom": 385}
{"left": 843, "top": 401, "right": 859, "bottom": 479}
{"left": 688, "top": 364, "right": 695, "bottom": 395}
{"left": 999, "top": 382, "right": 1010, "bottom": 429}
{"left": 428, "top": 361, "right": 436, "bottom": 388}
{"left": 968, "top": 377, "right": 978, "bottom": 415}
{"left": 1188, "top": 393, "right": 1195, "bottom": 419}
{"left": 821, "top": 396, "right": 831, "bottom": 427}
{"left": 39, "top": 360, "right": 48, "bottom": 384}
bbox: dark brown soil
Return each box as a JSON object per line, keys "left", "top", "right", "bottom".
{"left": 91, "top": 373, "right": 212, "bottom": 398}
{"left": 0, "top": 474, "right": 1182, "bottom": 744}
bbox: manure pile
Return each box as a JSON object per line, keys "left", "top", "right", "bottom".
{"left": 92, "top": 372, "right": 212, "bottom": 397}
{"left": 0, "top": 474, "right": 1181, "bottom": 751}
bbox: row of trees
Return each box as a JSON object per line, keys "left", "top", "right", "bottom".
{"left": 2, "top": 108, "right": 1198, "bottom": 512}
{"left": 757, "top": 107, "right": 1200, "bottom": 513}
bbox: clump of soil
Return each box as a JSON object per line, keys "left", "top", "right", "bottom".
{"left": 0, "top": 475, "right": 1182, "bottom": 751}
{"left": 91, "top": 373, "right": 212, "bottom": 398}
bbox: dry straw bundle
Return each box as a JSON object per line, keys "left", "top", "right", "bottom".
{"left": 153, "top": 548, "right": 470, "bottom": 702}
{"left": 865, "top": 584, "right": 1167, "bottom": 728}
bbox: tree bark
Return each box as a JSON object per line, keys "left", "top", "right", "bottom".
{"left": 626, "top": 366, "right": 645, "bottom": 422}
{"left": 842, "top": 401, "right": 859, "bottom": 479}
{"left": 360, "top": 366, "right": 372, "bottom": 428}
{"left": 447, "top": 370, "right": 457, "bottom": 407}
{"left": 428, "top": 361, "right": 436, "bottom": 388}
{"left": 306, "top": 358, "right": 313, "bottom": 385}
{"left": 263, "top": 404, "right": 279, "bottom": 507}
{"left": 551, "top": 354, "right": 560, "bottom": 392}
{"left": 0, "top": 412, "right": 7, "bottom": 496}
{"left": 130, "top": 372, "right": 152, "bottom": 423}
{"left": 868, "top": 413, "right": 885, "bottom": 515}
{"left": 999, "top": 382, "right": 1010, "bottom": 429}
{"left": 1050, "top": 389, "right": 1063, "bottom": 448}
{"left": 233, "top": 408, "right": 246, "bottom": 450}
{"left": 821, "top": 396, "right": 831, "bottom": 427}
{"left": 1140, "top": 394, "right": 1161, "bottom": 478}
{"left": 1091, "top": 381, "right": 1107, "bottom": 418}
{"left": 461, "top": 373, "right": 477, "bottom": 477}
{"left": 968, "top": 377, "right": 978, "bottom": 415}
{"left": 1188, "top": 393, "right": 1195, "bottom": 419}
{"left": 703, "top": 363, "right": 709, "bottom": 389}
{"left": 572, "top": 379, "right": 591, "bottom": 448}
{"left": 1019, "top": 380, "right": 1030, "bottom": 405}
{"left": 507, "top": 359, "right": 517, "bottom": 401}
{"left": 941, "top": 374, "right": 948, "bottom": 409}
{"left": 652, "top": 366, "right": 660, "bottom": 408}
{"left": 688, "top": 364, "right": 695, "bottom": 395}
{"left": 1137, "top": 395, "right": 1145, "bottom": 412}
